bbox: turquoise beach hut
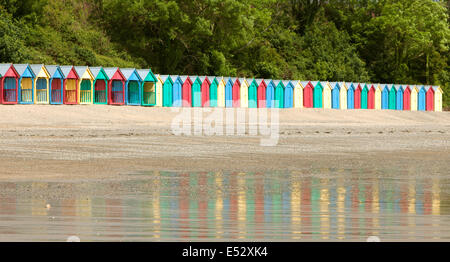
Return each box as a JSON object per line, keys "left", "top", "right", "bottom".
{"left": 171, "top": 75, "right": 182, "bottom": 107}
{"left": 283, "top": 80, "right": 294, "bottom": 108}
{"left": 381, "top": 84, "right": 389, "bottom": 109}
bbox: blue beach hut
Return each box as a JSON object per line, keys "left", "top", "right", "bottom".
{"left": 171, "top": 75, "right": 182, "bottom": 107}
{"left": 14, "top": 64, "right": 36, "bottom": 104}
{"left": 46, "top": 65, "right": 65, "bottom": 105}
{"left": 418, "top": 86, "right": 426, "bottom": 111}
{"left": 395, "top": 85, "right": 404, "bottom": 110}
{"left": 266, "top": 79, "right": 275, "bottom": 108}
{"left": 381, "top": 84, "right": 389, "bottom": 109}
{"left": 225, "top": 77, "right": 233, "bottom": 108}
{"left": 330, "top": 82, "right": 340, "bottom": 109}
{"left": 283, "top": 80, "right": 294, "bottom": 108}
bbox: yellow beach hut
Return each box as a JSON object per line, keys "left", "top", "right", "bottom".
{"left": 217, "top": 77, "right": 226, "bottom": 107}
{"left": 155, "top": 74, "right": 163, "bottom": 107}
{"left": 74, "top": 66, "right": 94, "bottom": 104}
{"left": 374, "top": 83, "right": 382, "bottom": 110}
{"left": 433, "top": 86, "right": 443, "bottom": 112}
{"left": 340, "top": 82, "right": 347, "bottom": 109}
{"left": 239, "top": 77, "right": 249, "bottom": 108}
{"left": 322, "top": 81, "right": 331, "bottom": 109}
{"left": 30, "top": 64, "right": 50, "bottom": 104}
{"left": 292, "top": 80, "right": 303, "bottom": 108}
{"left": 410, "top": 85, "right": 418, "bottom": 111}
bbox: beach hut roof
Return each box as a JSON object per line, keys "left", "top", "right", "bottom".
{"left": 432, "top": 86, "right": 442, "bottom": 92}
{"left": 425, "top": 85, "right": 434, "bottom": 91}
{"left": 89, "top": 66, "right": 107, "bottom": 80}
{"left": 13, "top": 64, "right": 35, "bottom": 77}
{"left": 159, "top": 75, "right": 171, "bottom": 83}
{"left": 272, "top": 79, "right": 282, "bottom": 87}
{"left": 60, "top": 65, "right": 76, "bottom": 78}
{"left": 0, "top": 63, "right": 13, "bottom": 76}
{"left": 230, "top": 77, "right": 238, "bottom": 84}
{"left": 206, "top": 76, "right": 216, "bottom": 83}
{"left": 199, "top": 76, "right": 207, "bottom": 83}
{"left": 238, "top": 77, "right": 246, "bottom": 84}
{"left": 29, "top": 64, "right": 43, "bottom": 74}
{"left": 103, "top": 67, "right": 120, "bottom": 79}
{"left": 282, "top": 80, "right": 291, "bottom": 87}
{"left": 136, "top": 69, "right": 149, "bottom": 79}
{"left": 300, "top": 81, "right": 310, "bottom": 88}
{"left": 255, "top": 79, "right": 264, "bottom": 86}
{"left": 74, "top": 66, "right": 94, "bottom": 79}
{"left": 394, "top": 84, "right": 403, "bottom": 91}
{"left": 120, "top": 68, "right": 142, "bottom": 81}
{"left": 329, "top": 82, "right": 339, "bottom": 89}
{"left": 45, "top": 65, "right": 64, "bottom": 78}
{"left": 179, "top": 75, "right": 190, "bottom": 83}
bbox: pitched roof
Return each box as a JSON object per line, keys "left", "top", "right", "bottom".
{"left": 273, "top": 80, "right": 281, "bottom": 86}
{"left": 282, "top": 80, "right": 290, "bottom": 87}
{"left": 89, "top": 66, "right": 103, "bottom": 78}
{"left": 74, "top": 66, "right": 88, "bottom": 78}
{"left": 120, "top": 68, "right": 141, "bottom": 81}
{"left": 179, "top": 75, "right": 189, "bottom": 82}
{"left": 255, "top": 79, "right": 264, "bottom": 86}
{"left": 169, "top": 75, "right": 178, "bottom": 82}
{"left": 45, "top": 65, "right": 63, "bottom": 78}
{"left": 136, "top": 69, "right": 149, "bottom": 79}
{"left": 29, "top": 64, "right": 44, "bottom": 75}
{"left": 207, "top": 76, "right": 216, "bottom": 83}
{"left": 160, "top": 75, "right": 171, "bottom": 83}
{"left": 103, "top": 67, "right": 119, "bottom": 79}
{"left": 13, "top": 64, "right": 34, "bottom": 76}
{"left": 300, "top": 81, "right": 310, "bottom": 87}
{"left": 0, "top": 63, "right": 13, "bottom": 76}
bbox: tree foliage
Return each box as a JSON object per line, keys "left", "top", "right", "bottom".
{"left": 0, "top": 0, "right": 449, "bottom": 108}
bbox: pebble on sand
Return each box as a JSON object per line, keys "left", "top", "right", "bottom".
{"left": 67, "top": 236, "right": 81, "bottom": 242}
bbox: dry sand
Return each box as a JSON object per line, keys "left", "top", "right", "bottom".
{"left": 0, "top": 105, "right": 449, "bottom": 181}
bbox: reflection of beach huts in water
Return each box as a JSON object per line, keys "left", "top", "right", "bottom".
{"left": 137, "top": 69, "right": 158, "bottom": 106}
{"left": 418, "top": 85, "right": 426, "bottom": 111}
{"left": 394, "top": 84, "right": 404, "bottom": 110}
{"left": 0, "top": 63, "right": 19, "bottom": 104}
{"left": 191, "top": 76, "right": 202, "bottom": 107}
{"left": 301, "top": 81, "right": 313, "bottom": 108}
{"left": 180, "top": 75, "right": 193, "bottom": 107}
{"left": 432, "top": 86, "right": 443, "bottom": 112}
{"left": 15, "top": 64, "right": 36, "bottom": 104}
{"left": 410, "top": 85, "right": 418, "bottom": 111}
{"left": 232, "top": 77, "right": 241, "bottom": 108}
{"left": 160, "top": 75, "right": 173, "bottom": 107}
{"left": 283, "top": 80, "right": 294, "bottom": 108}
{"left": 60, "top": 66, "right": 79, "bottom": 104}
{"left": 328, "top": 82, "right": 340, "bottom": 109}
{"left": 403, "top": 85, "right": 411, "bottom": 111}
{"left": 89, "top": 67, "right": 109, "bottom": 104}
{"left": 104, "top": 67, "right": 125, "bottom": 105}
{"left": 171, "top": 75, "right": 181, "bottom": 107}
{"left": 74, "top": 66, "right": 94, "bottom": 105}
{"left": 273, "top": 80, "right": 284, "bottom": 108}
{"left": 239, "top": 78, "right": 249, "bottom": 108}
{"left": 248, "top": 78, "right": 258, "bottom": 108}
{"left": 121, "top": 68, "right": 142, "bottom": 106}
{"left": 217, "top": 77, "right": 226, "bottom": 107}
{"left": 388, "top": 84, "right": 396, "bottom": 110}
{"left": 345, "top": 82, "right": 355, "bottom": 109}
{"left": 256, "top": 79, "right": 266, "bottom": 108}
{"left": 30, "top": 64, "right": 50, "bottom": 104}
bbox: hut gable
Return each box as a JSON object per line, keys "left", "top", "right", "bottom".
{"left": 30, "top": 64, "right": 50, "bottom": 78}
{"left": 137, "top": 69, "right": 157, "bottom": 82}
{"left": 120, "top": 68, "right": 142, "bottom": 81}
{"left": 14, "top": 64, "right": 35, "bottom": 78}
{"left": 207, "top": 76, "right": 216, "bottom": 84}
{"left": 74, "top": 66, "right": 94, "bottom": 80}
{"left": 89, "top": 67, "right": 108, "bottom": 80}
{"left": 103, "top": 67, "right": 124, "bottom": 80}
{"left": 60, "top": 66, "right": 79, "bottom": 79}
{"left": 0, "top": 63, "right": 19, "bottom": 77}
{"left": 45, "top": 65, "right": 64, "bottom": 79}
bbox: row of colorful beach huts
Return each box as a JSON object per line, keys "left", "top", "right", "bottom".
{"left": 0, "top": 63, "right": 443, "bottom": 111}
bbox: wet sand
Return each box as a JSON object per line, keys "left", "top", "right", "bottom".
{"left": 0, "top": 105, "right": 449, "bottom": 181}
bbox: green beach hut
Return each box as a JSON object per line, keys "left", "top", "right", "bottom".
{"left": 312, "top": 81, "right": 323, "bottom": 108}
{"left": 191, "top": 76, "right": 202, "bottom": 107}
{"left": 273, "top": 80, "right": 285, "bottom": 108}
{"left": 361, "top": 83, "right": 369, "bottom": 109}
{"left": 388, "top": 84, "right": 396, "bottom": 110}
{"left": 207, "top": 76, "right": 218, "bottom": 107}
{"left": 248, "top": 79, "right": 258, "bottom": 108}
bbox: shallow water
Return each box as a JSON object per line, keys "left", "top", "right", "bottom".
{"left": 1, "top": 170, "right": 450, "bottom": 241}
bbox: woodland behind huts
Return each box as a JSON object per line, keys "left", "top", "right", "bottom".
{"left": 1, "top": 0, "right": 449, "bottom": 108}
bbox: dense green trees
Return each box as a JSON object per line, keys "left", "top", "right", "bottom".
{"left": 0, "top": 0, "right": 449, "bottom": 108}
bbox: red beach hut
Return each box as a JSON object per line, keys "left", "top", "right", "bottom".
{"left": 354, "top": 83, "right": 362, "bottom": 109}
{"left": 180, "top": 76, "right": 192, "bottom": 107}
{"left": 301, "top": 81, "right": 313, "bottom": 108}
{"left": 60, "top": 66, "right": 79, "bottom": 104}
{"left": 200, "top": 76, "right": 210, "bottom": 107}
{"left": 0, "top": 63, "right": 19, "bottom": 104}
{"left": 256, "top": 79, "right": 266, "bottom": 108}
{"left": 403, "top": 85, "right": 411, "bottom": 110}
{"left": 368, "top": 84, "right": 375, "bottom": 109}
{"left": 104, "top": 67, "right": 126, "bottom": 105}
{"left": 426, "top": 86, "right": 434, "bottom": 111}
{"left": 231, "top": 77, "right": 240, "bottom": 108}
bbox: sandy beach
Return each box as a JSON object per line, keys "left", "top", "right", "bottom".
{"left": 0, "top": 105, "right": 449, "bottom": 181}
